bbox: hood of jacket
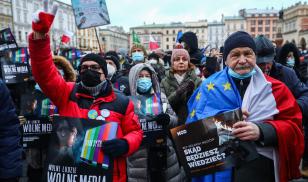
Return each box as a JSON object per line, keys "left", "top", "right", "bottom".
{"left": 53, "top": 55, "right": 76, "bottom": 82}
{"left": 128, "top": 63, "right": 160, "bottom": 96}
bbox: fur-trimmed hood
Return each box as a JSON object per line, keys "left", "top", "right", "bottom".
{"left": 53, "top": 56, "right": 76, "bottom": 82}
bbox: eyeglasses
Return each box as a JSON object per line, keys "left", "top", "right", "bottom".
{"left": 80, "top": 64, "right": 101, "bottom": 72}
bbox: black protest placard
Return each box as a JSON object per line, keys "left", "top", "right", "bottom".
{"left": 44, "top": 116, "right": 118, "bottom": 182}
{"left": 130, "top": 95, "right": 165, "bottom": 146}
{"left": 22, "top": 116, "right": 52, "bottom": 149}
{"left": 0, "top": 28, "right": 18, "bottom": 51}
{"left": 170, "top": 109, "right": 242, "bottom": 177}
{"left": 0, "top": 52, "right": 30, "bottom": 84}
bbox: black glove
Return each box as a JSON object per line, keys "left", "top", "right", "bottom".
{"left": 153, "top": 113, "right": 170, "bottom": 126}
{"left": 176, "top": 80, "right": 195, "bottom": 96}
{"left": 101, "top": 139, "right": 128, "bottom": 157}
{"left": 299, "top": 62, "right": 308, "bottom": 82}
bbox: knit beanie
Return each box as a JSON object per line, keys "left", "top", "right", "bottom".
{"left": 105, "top": 51, "right": 120, "bottom": 70}
{"left": 223, "top": 31, "right": 256, "bottom": 61}
{"left": 130, "top": 44, "right": 147, "bottom": 57}
{"left": 171, "top": 44, "right": 190, "bottom": 63}
{"left": 79, "top": 53, "right": 108, "bottom": 76}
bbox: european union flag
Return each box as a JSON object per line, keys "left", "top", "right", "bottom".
{"left": 186, "top": 67, "right": 242, "bottom": 182}
{"left": 187, "top": 67, "right": 242, "bottom": 123}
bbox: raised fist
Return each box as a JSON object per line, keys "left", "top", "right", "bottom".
{"left": 32, "top": 0, "right": 58, "bottom": 34}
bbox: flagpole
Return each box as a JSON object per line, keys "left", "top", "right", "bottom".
{"left": 94, "top": 28, "right": 102, "bottom": 54}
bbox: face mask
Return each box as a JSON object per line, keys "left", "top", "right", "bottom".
{"left": 137, "top": 77, "right": 152, "bottom": 93}
{"left": 228, "top": 68, "right": 256, "bottom": 79}
{"left": 35, "top": 83, "right": 41, "bottom": 91}
{"left": 195, "top": 68, "right": 201, "bottom": 76}
{"left": 148, "top": 59, "right": 157, "bottom": 64}
{"left": 132, "top": 52, "right": 144, "bottom": 62}
{"left": 80, "top": 69, "right": 102, "bottom": 87}
{"left": 286, "top": 58, "right": 295, "bottom": 68}
{"left": 107, "top": 64, "right": 116, "bottom": 79}
{"left": 58, "top": 69, "right": 64, "bottom": 77}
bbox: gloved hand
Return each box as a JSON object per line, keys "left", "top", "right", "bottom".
{"left": 152, "top": 113, "right": 170, "bottom": 126}
{"left": 176, "top": 80, "right": 195, "bottom": 97}
{"left": 101, "top": 139, "right": 128, "bottom": 157}
{"left": 18, "top": 116, "right": 27, "bottom": 125}
{"left": 299, "top": 62, "right": 308, "bottom": 82}
{"left": 32, "top": 0, "right": 58, "bottom": 34}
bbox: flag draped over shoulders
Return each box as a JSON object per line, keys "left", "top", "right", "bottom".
{"left": 186, "top": 67, "right": 242, "bottom": 123}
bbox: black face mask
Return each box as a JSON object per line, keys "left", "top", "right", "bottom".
{"left": 80, "top": 69, "right": 102, "bottom": 87}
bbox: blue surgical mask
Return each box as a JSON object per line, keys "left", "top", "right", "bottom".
{"left": 286, "top": 58, "right": 295, "bottom": 68}
{"left": 228, "top": 67, "right": 256, "bottom": 79}
{"left": 132, "top": 52, "right": 144, "bottom": 62}
{"left": 35, "top": 83, "right": 41, "bottom": 91}
{"left": 137, "top": 77, "right": 152, "bottom": 93}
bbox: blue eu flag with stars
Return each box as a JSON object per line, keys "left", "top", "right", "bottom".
{"left": 186, "top": 67, "right": 242, "bottom": 182}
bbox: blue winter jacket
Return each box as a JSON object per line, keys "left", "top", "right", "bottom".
{"left": 0, "top": 79, "right": 22, "bottom": 179}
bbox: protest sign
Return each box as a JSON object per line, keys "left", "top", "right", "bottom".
{"left": 170, "top": 109, "right": 242, "bottom": 177}
{"left": 22, "top": 116, "right": 52, "bottom": 149}
{"left": 0, "top": 52, "right": 31, "bottom": 84}
{"left": 71, "top": 0, "right": 110, "bottom": 29}
{"left": 0, "top": 28, "right": 18, "bottom": 51}
{"left": 130, "top": 94, "right": 165, "bottom": 146}
{"left": 44, "top": 116, "right": 118, "bottom": 182}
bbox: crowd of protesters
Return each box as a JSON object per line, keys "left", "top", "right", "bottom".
{"left": 0, "top": 5, "right": 308, "bottom": 182}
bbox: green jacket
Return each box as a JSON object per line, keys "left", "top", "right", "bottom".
{"left": 160, "top": 70, "right": 201, "bottom": 125}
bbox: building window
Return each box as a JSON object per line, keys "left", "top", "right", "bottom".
{"left": 273, "top": 27, "right": 277, "bottom": 32}
{"left": 258, "top": 27, "right": 263, "bottom": 32}
{"left": 18, "top": 31, "right": 22, "bottom": 41}
{"left": 166, "top": 37, "right": 169, "bottom": 42}
{"left": 265, "top": 27, "right": 270, "bottom": 32}
{"left": 166, "top": 45, "right": 169, "bottom": 49}
{"left": 265, "top": 34, "right": 270, "bottom": 38}
{"left": 258, "top": 20, "right": 263, "bottom": 25}
{"left": 173, "top": 30, "right": 175, "bottom": 34}
{"left": 23, "top": 0, "right": 27, "bottom": 8}
{"left": 166, "top": 30, "right": 169, "bottom": 34}
{"left": 202, "top": 29, "right": 204, "bottom": 33}
{"left": 251, "top": 20, "right": 256, "bottom": 25}
{"left": 227, "top": 24, "right": 230, "bottom": 30}
{"left": 266, "top": 20, "right": 270, "bottom": 25}
{"left": 24, "top": 11, "right": 27, "bottom": 23}
{"left": 173, "top": 37, "right": 175, "bottom": 41}
{"left": 241, "top": 24, "right": 244, "bottom": 29}
{"left": 25, "top": 32, "right": 28, "bottom": 41}
{"left": 17, "top": 10, "right": 21, "bottom": 22}
{"left": 251, "top": 27, "right": 255, "bottom": 32}
{"left": 233, "top": 24, "right": 236, "bottom": 30}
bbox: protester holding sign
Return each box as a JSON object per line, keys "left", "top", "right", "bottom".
{"left": 20, "top": 55, "right": 76, "bottom": 182}
{"left": 0, "top": 79, "right": 22, "bottom": 182}
{"left": 187, "top": 31, "right": 304, "bottom": 182}
{"left": 28, "top": 2, "right": 143, "bottom": 182}
{"left": 128, "top": 63, "right": 186, "bottom": 181}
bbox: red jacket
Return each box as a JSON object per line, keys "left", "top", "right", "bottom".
{"left": 29, "top": 33, "right": 143, "bottom": 182}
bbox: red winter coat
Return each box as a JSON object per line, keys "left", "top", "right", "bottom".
{"left": 29, "top": 33, "right": 143, "bottom": 182}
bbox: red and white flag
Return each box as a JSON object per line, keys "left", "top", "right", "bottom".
{"left": 61, "top": 31, "right": 73, "bottom": 44}
{"left": 149, "top": 35, "right": 159, "bottom": 51}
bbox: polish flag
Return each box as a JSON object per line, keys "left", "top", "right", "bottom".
{"left": 149, "top": 35, "right": 159, "bottom": 51}
{"left": 61, "top": 31, "right": 73, "bottom": 44}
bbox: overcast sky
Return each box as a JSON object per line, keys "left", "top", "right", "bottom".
{"left": 60, "top": 0, "right": 304, "bottom": 31}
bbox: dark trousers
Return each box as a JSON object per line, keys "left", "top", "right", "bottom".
{"left": 234, "top": 155, "right": 275, "bottom": 182}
